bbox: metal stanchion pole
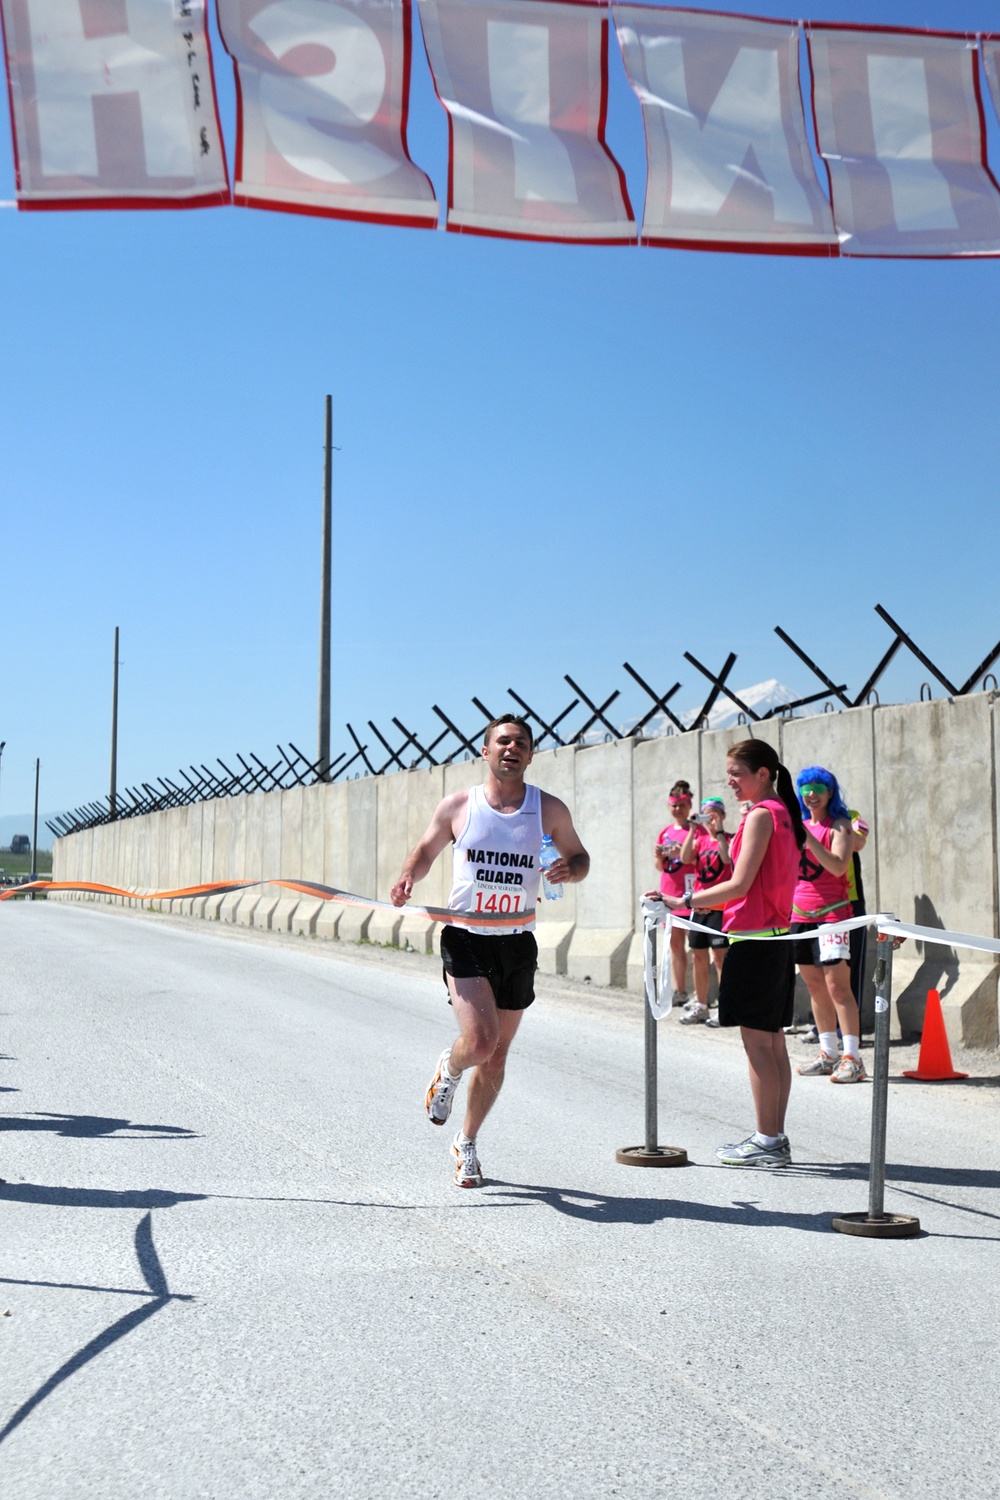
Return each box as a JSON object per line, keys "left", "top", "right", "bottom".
{"left": 645, "top": 918, "right": 659, "bottom": 1153}
{"left": 832, "top": 930, "right": 920, "bottom": 1238}
{"left": 617, "top": 906, "right": 687, "bottom": 1168}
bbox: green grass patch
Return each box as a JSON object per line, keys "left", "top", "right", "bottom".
{"left": 0, "top": 850, "right": 53, "bottom": 877}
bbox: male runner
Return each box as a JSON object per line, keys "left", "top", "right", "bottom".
{"left": 390, "top": 716, "right": 589, "bottom": 1188}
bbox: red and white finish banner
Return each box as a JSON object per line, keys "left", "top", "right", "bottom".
{"left": 981, "top": 37, "right": 1000, "bottom": 158}
{"left": 615, "top": 5, "right": 836, "bottom": 255}
{"left": 217, "top": 0, "right": 437, "bottom": 225}
{"left": 418, "top": 0, "right": 634, "bottom": 243}
{"left": 0, "top": 0, "right": 229, "bottom": 208}
{"left": 807, "top": 24, "right": 1000, "bottom": 258}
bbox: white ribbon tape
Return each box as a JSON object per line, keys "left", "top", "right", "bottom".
{"left": 657, "top": 905, "right": 1000, "bottom": 954}
{"left": 639, "top": 900, "right": 1000, "bottom": 1020}
{"left": 641, "top": 897, "right": 673, "bottom": 1019}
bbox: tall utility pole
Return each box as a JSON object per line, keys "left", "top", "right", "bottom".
{"left": 31, "top": 757, "right": 39, "bottom": 889}
{"left": 318, "top": 395, "right": 333, "bottom": 779}
{"left": 110, "top": 626, "right": 120, "bottom": 819}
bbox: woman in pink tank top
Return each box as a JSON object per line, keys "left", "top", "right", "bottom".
{"left": 646, "top": 779, "right": 696, "bottom": 1005}
{"left": 791, "top": 766, "right": 867, "bottom": 1085}
{"left": 661, "top": 739, "right": 805, "bottom": 1168}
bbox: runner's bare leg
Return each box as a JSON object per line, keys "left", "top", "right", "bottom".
{"left": 446, "top": 975, "right": 524, "bottom": 1139}
{"left": 463, "top": 1010, "right": 523, "bottom": 1139}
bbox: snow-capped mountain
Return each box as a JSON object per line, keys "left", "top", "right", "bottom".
{"left": 610, "top": 678, "right": 804, "bottom": 741}
{"left": 680, "top": 677, "right": 803, "bottom": 730}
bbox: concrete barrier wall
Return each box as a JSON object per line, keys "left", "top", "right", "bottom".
{"left": 52, "top": 693, "right": 1000, "bottom": 1048}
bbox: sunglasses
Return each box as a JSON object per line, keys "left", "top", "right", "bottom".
{"left": 799, "top": 783, "right": 829, "bottom": 797}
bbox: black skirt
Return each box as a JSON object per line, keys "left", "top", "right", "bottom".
{"left": 716, "top": 936, "right": 795, "bottom": 1033}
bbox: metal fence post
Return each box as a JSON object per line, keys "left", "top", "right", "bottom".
{"left": 617, "top": 905, "right": 687, "bottom": 1168}
{"left": 832, "top": 930, "right": 920, "bottom": 1237}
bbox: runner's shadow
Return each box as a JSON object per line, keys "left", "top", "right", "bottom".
{"left": 487, "top": 1180, "right": 831, "bottom": 1234}
{"left": 0, "top": 1112, "right": 197, "bottom": 1139}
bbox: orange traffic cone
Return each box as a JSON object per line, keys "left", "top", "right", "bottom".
{"left": 902, "top": 989, "right": 968, "bottom": 1081}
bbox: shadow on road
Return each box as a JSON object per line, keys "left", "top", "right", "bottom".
{"left": 0, "top": 1112, "right": 197, "bottom": 1139}
{"left": 0, "top": 1182, "right": 205, "bottom": 1209}
{"left": 797, "top": 1161, "right": 1000, "bottom": 1191}
{"left": 891, "top": 1075, "right": 1000, "bottom": 1088}
{"left": 0, "top": 1212, "right": 190, "bottom": 1448}
{"left": 792, "top": 1160, "right": 1000, "bottom": 1228}
{"left": 487, "top": 1168, "right": 1000, "bottom": 1241}
{"left": 486, "top": 1180, "right": 833, "bottom": 1234}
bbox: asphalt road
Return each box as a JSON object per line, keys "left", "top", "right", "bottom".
{"left": 2, "top": 901, "right": 999, "bottom": 1500}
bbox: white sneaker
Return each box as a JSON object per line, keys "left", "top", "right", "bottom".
{"left": 716, "top": 1135, "right": 791, "bottom": 1168}
{"left": 451, "top": 1133, "right": 483, "bottom": 1188}
{"left": 679, "top": 1001, "right": 710, "bottom": 1025}
{"left": 830, "top": 1053, "right": 868, "bottom": 1084}
{"left": 425, "top": 1048, "right": 461, "bottom": 1126}
{"left": 797, "top": 1050, "right": 838, "bottom": 1077}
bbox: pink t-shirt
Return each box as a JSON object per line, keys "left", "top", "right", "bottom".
{"left": 657, "top": 823, "right": 695, "bottom": 908}
{"left": 723, "top": 799, "right": 799, "bottom": 934}
{"left": 793, "top": 819, "right": 850, "bottom": 920}
{"left": 692, "top": 830, "right": 731, "bottom": 907}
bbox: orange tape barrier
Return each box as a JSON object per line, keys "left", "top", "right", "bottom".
{"left": 0, "top": 877, "right": 534, "bottom": 931}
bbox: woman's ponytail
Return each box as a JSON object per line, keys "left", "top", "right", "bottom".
{"left": 775, "top": 763, "right": 806, "bottom": 850}
{"left": 728, "top": 738, "right": 806, "bottom": 850}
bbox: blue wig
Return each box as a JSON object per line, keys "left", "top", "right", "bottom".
{"left": 796, "top": 765, "right": 851, "bottom": 822}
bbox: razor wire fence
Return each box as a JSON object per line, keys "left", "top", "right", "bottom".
{"left": 47, "top": 604, "right": 1000, "bottom": 839}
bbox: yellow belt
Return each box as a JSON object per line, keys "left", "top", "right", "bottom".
{"left": 725, "top": 927, "right": 790, "bottom": 945}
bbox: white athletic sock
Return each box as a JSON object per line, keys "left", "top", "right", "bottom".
{"left": 456, "top": 1130, "right": 475, "bottom": 1147}
{"left": 444, "top": 1054, "right": 462, "bottom": 1081}
{"left": 753, "top": 1132, "right": 781, "bottom": 1148}
{"left": 819, "top": 1030, "right": 840, "bottom": 1057}
{"left": 842, "top": 1034, "right": 860, "bottom": 1059}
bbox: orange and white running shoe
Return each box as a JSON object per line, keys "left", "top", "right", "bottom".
{"left": 830, "top": 1053, "right": 868, "bottom": 1084}
{"left": 797, "top": 1050, "right": 837, "bottom": 1077}
{"left": 425, "top": 1047, "right": 461, "bottom": 1125}
{"left": 451, "top": 1133, "right": 483, "bottom": 1188}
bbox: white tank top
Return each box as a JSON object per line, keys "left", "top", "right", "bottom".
{"left": 449, "top": 783, "right": 544, "bottom": 935}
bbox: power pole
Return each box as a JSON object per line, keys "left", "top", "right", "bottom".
{"left": 110, "top": 626, "right": 120, "bottom": 819}
{"left": 31, "top": 757, "right": 39, "bottom": 893}
{"left": 318, "top": 395, "right": 333, "bottom": 779}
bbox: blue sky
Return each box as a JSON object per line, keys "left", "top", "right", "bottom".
{"left": 2, "top": 0, "right": 999, "bottom": 838}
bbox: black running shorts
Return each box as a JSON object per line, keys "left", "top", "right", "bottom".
{"left": 790, "top": 920, "right": 850, "bottom": 968}
{"left": 687, "top": 909, "right": 728, "bottom": 951}
{"left": 440, "top": 927, "right": 538, "bottom": 1011}
{"left": 716, "top": 936, "right": 795, "bottom": 1033}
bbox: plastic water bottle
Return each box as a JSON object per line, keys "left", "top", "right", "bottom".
{"left": 538, "top": 836, "right": 562, "bottom": 900}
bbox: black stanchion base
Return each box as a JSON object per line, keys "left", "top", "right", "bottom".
{"left": 616, "top": 1145, "right": 688, "bottom": 1168}
{"left": 831, "top": 1212, "right": 921, "bottom": 1238}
